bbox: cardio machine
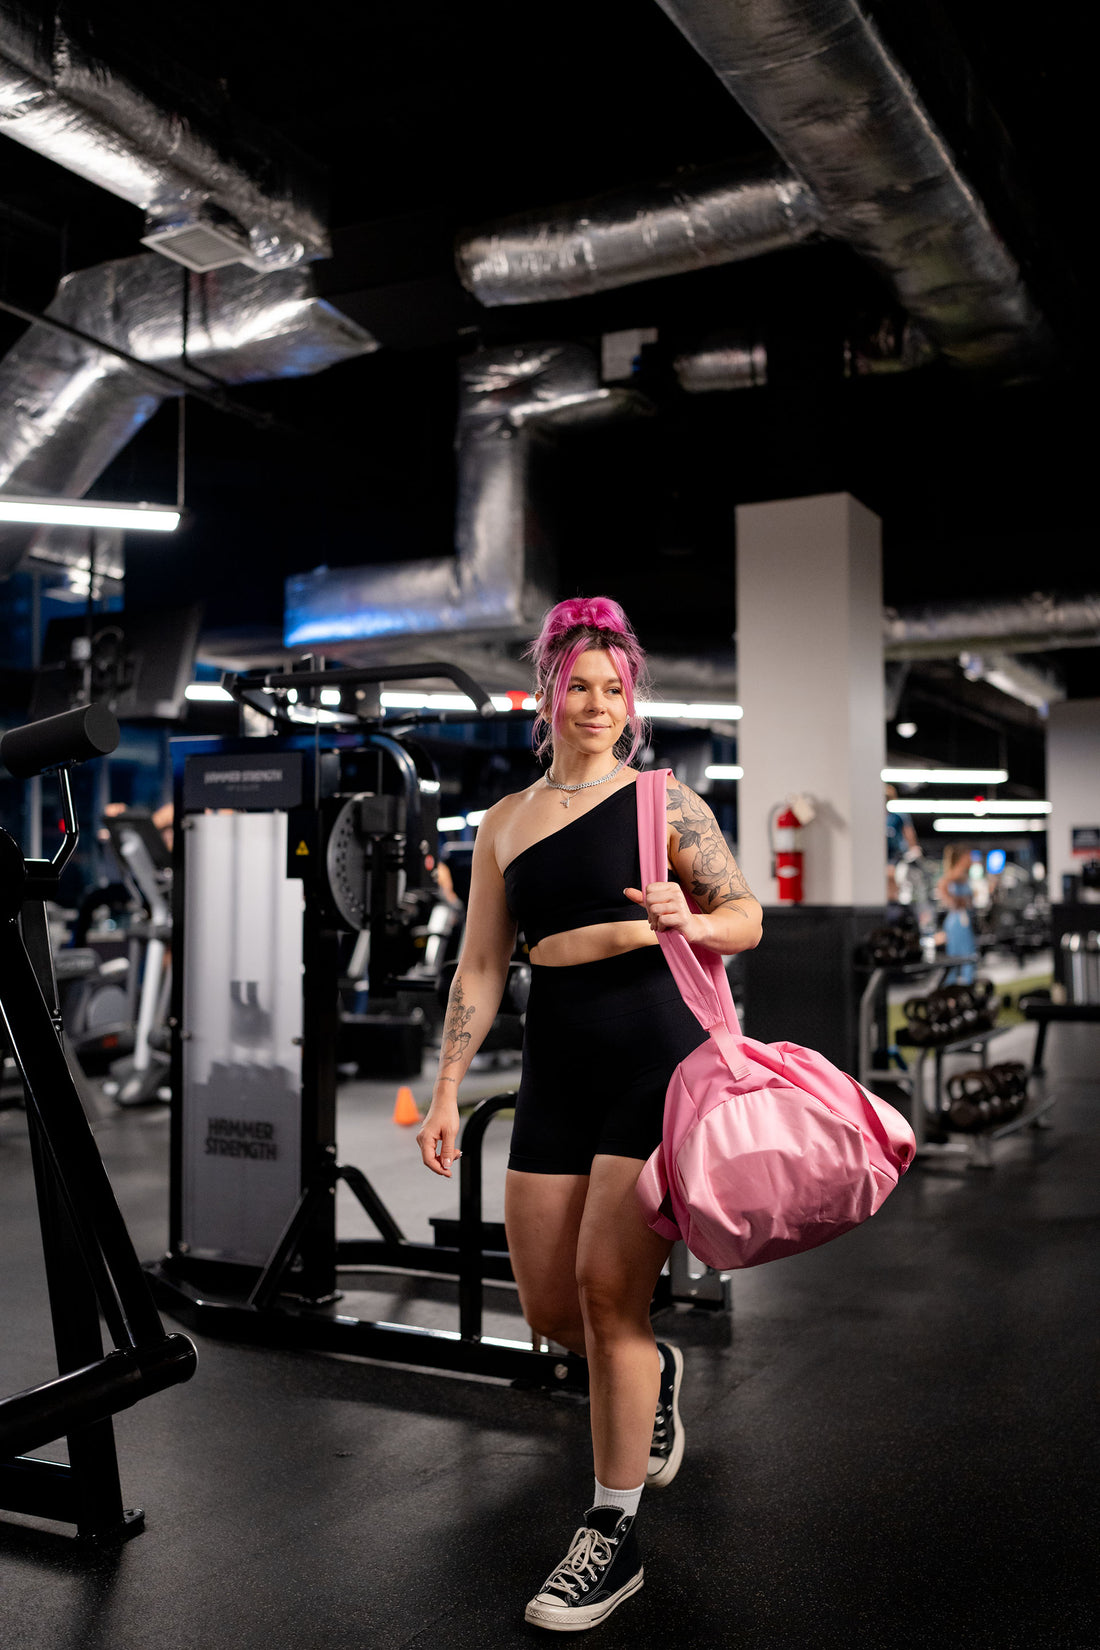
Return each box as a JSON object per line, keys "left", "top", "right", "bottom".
{"left": 99, "top": 809, "right": 174, "bottom": 1105}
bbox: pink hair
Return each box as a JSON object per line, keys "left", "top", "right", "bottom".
{"left": 524, "top": 596, "right": 651, "bottom": 767}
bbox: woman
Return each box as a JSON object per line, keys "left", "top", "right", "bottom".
{"left": 416, "top": 597, "right": 763, "bottom": 1632}
{"left": 937, "top": 843, "right": 976, "bottom": 984}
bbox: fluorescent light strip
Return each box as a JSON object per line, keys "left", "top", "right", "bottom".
{"left": 933, "top": 818, "right": 1048, "bottom": 833}
{"left": 704, "top": 765, "right": 744, "bottom": 781}
{"left": 889, "top": 799, "right": 1051, "bottom": 815}
{"left": 437, "top": 816, "right": 467, "bottom": 832}
{"left": 882, "top": 768, "right": 1008, "bottom": 785}
{"left": 638, "top": 701, "right": 743, "bottom": 721}
{"left": 185, "top": 683, "right": 233, "bottom": 702}
{"left": 377, "top": 692, "right": 743, "bottom": 723}
{"left": 380, "top": 691, "right": 536, "bottom": 713}
{"left": 0, "top": 494, "right": 180, "bottom": 532}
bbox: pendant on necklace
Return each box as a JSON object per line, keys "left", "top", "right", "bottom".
{"left": 560, "top": 796, "right": 571, "bottom": 809}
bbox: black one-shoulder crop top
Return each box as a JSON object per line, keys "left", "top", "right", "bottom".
{"left": 503, "top": 780, "right": 652, "bottom": 949}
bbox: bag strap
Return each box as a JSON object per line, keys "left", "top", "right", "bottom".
{"left": 636, "top": 770, "right": 748, "bottom": 1076}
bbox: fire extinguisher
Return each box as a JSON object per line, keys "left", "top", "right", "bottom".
{"left": 773, "top": 805, "right": 803, "bottom": 903}
{"left": 769, "top": 797, "right": 814, "bottom": 903}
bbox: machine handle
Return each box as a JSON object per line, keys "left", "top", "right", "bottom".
{"left": 1, "top": 702, "right": 120, "bottom": 778}
{"left": 252, "top": 661, "right": 496, "bottom": 717}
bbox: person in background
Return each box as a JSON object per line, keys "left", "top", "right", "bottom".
{"left": 937, "top": 843, "right": 976, "bottom": 983}
{"left": 885, "top": 784, "right": 920, "bottom": 865}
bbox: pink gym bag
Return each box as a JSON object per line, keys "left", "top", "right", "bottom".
{"left": 634, "top": 770, "right": 916, "bottom": 1269}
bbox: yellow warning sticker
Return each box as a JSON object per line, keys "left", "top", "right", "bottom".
{"left": 295, "top": 840, "right": 310, "bottom": 856}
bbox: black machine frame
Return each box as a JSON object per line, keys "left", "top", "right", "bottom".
{"left": 0, "top": 705, "right": 197, "bottom": 1540}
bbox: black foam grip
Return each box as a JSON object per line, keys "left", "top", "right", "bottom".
{"left": 1, "top": 702, "right": 120, "bottom": 778}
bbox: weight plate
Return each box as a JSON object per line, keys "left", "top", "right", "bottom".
{"left": 326, "top": 797, "right": 370, "bottom": 931}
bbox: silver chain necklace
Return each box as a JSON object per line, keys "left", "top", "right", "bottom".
{"left": 545, "top": 757, "right": 627, "bottom": 809}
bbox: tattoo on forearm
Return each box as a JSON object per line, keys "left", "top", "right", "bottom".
{"left": 667, "top": 782, "right": 754, "bottom": 913}
{"left": 441, "top": 977, "right": 475, "bottom": 1074}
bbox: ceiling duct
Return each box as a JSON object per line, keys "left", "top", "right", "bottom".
{"left": 456, "top": 158, "right": 823, "bottom": 307}
{"left": 285, "top": 342, "right": 649, "bottom": 651}
{"left": 959, "top": 651, "right": 1065, "bottom": 717}
{"left": 675, "top": 336, "right": 767, "bottom": 392}
{"left": 0, "top": 4, "right": 326, "bottom": 268}
{"left": 885, "top": 594, "right": 1100, "bottom": 660}
{"left": 653, "top": 0, "right": 1051, "bottom": 376}
{"left": 673, "top": 313, "right": 936, "bottom": 392}
{"left": 0, "top": 254, "right": 378, "bottom": 579}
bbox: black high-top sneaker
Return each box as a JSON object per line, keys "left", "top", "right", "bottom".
{"left": 524, "top": 1505, "right": 643, "bottom": 1632}
{"left": 646, "top": 1342, "right": 685, "bottom": 1489}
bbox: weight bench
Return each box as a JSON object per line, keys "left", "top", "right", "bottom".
{"left": 1020, "top": 994, "right": 1100, "bottom": 1076}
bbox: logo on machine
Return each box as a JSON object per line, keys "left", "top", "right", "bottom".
{"left": 203, "top": 768, "right": 286, "bottom": 785}
{"left": 295, "top": 840, "right": 310, "bottom": 856}
{"left": 182, "top": 752, "right": 304, "bottom": 811}
{"left": 204, "top": 1116, "right": 279, "bottom": 1160}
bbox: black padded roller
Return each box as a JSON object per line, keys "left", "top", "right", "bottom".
{"left": 1, "top": 702, "right": 120, "bottom": 778}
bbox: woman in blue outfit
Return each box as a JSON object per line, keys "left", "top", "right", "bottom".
{"left": 937, "top": 843, "right": 976, "bottom": 984}
{"left": 415, "top": 596, "right": 763, "bottom": 1632}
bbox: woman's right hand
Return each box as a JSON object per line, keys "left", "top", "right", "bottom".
{"left": 415, "top": 1091, "right": 463, "bottom": 1178}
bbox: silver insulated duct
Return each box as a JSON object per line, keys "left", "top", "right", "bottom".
{"left": 885, "top": 594, "right": 1100, "bottom": 659}
{"left": 0, "top": 254, "right": 378, "bottom": 577}
{"left": 457, "top": 159, "right": 823, "bottom": 306}
{"left": 285, "top": 343, "right": 648, "bottom": 650}
{"left": 0, "top": 4, "right": 326, "bottom": 269}
{"left": 674, "top": 336, "right": 768, "bottom": 392}
{"left": 654, "top": 0, "right": 1050, "bottom": 375}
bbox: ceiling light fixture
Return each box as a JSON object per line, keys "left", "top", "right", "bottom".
{"left": 881, "top": 767, "right": 1008, "bottom": 785}
{"left": 638, "top": 701, "right": 743, "bottom": 721}
{"left": 704, "top": 765, "right": 744, "bottom": 780}
{"left": 380, "top": 691, "right": 536, "bottom": 713}
{"left": 932, "top": 818, "right": 1048, "bottom": 833}
{"left": 0, "top": 495, "right": 181, "bottom": 532}
{"left": 184, "top": 684, "right": 234, "bottom": 702}
{"left": 889, "top": 799, "right": 1052, "bottom": 815}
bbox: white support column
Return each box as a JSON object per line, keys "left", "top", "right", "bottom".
{"left": 1047, "top": 699, "right": 1100, "bottom": 899}
{"left": 736, "top": 493, "right": 886, "bottom": 908}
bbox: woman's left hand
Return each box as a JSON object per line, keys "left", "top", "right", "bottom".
{"left": 623, "top": 882, "right": 709, "bottom": 945}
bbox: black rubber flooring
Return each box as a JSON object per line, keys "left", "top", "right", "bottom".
{"left": 1, "top": 1023, "right": 1096, "bottom": 1650}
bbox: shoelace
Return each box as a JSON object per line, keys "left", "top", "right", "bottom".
{"left": 542, "top": 1527, "right": 617, "bottom": 1600}
{"left": 651, "top": 1399, "right": 671, "bottom": 1458}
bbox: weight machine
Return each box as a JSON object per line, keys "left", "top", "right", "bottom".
{"left": 148, "top": 663, "right": 591, "bottom": 1388}
{"left": 0, "top": 705, "right": 197, "bottom": 1539}
{"left": 149, "top": 661, "right": 730, "bottom": 1386}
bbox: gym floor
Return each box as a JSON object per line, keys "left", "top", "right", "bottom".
{"left": 0, "top": 1018, "right": 1095, "bottom": 1650}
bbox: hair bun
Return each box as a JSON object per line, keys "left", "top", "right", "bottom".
{"left": 543, "top": 595, "right": 633, "bottom": 643}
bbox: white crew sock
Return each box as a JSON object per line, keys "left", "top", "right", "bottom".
{"left": 592, "top": 1477, "right": 644, "bottom": 1519}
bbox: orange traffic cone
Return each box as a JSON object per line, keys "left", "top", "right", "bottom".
{"left": 392, "top": 1085, "right": 422, "bottom": 1126}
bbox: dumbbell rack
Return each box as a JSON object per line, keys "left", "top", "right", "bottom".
{"left": 858, "top": 957, "right": 1057, "bottom": 1165}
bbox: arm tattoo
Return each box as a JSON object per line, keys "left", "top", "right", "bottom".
{"left": 440, "top": 977, "right": 475, "bottom": 1075}
{"left": 667, "top": 781, "right": 754, "bottom": 913}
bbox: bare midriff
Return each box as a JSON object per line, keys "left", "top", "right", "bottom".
{"left": 528, "top": 919, "right": 658, "bottom": 968}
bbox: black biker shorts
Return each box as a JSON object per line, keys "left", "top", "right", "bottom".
{"left": 508, "top": 945, "right": 708, "bottom": 1174}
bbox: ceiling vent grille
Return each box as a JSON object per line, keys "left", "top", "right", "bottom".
{"left": 139, "top": 220, "right": 257, "bottom": 273}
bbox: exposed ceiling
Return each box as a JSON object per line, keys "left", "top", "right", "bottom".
{"left": 0, "top": 0, "right": 1092, "bottom": 769}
